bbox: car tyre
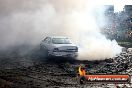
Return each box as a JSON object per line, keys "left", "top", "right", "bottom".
{"left": 80, "top": 76, "right": 86, "bottom": 84}
{"left": 40, "top": 46, "right": 49, "bottom": 58}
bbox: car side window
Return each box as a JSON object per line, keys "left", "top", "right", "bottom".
{"left": 43, "top": 37, "right": 51, "bottom": 44}
{"left": 43, "top": 37, "right": 49, "bottom": 43}
{"left": 47, "top": 38, "right": 51, "bottom": 44}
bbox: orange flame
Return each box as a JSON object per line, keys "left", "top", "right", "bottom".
{"left": 78, "top": 65, "right": 86, "bottom": 76}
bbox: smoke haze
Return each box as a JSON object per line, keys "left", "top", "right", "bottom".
{"left": 0, "top": 0, "right": 122, "bottom": 60}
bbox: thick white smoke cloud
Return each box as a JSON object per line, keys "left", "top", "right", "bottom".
{"left": 0, "top": 0, "right": 122, "bottom": 60}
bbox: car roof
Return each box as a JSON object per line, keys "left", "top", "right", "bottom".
{"left": 47, "top": 36, "right": 69, "bottom": 39}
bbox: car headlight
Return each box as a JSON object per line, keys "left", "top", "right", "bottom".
{"left": 53, "top": 48, "right": 59, "bottom": 52}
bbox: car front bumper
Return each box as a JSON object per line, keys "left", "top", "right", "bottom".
{"left": 51, "top": 52, "right": 78, "bottom": 57}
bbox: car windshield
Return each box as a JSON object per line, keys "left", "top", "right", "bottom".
{"left": 52, "top": 38, "right": 71, "bottom": 44}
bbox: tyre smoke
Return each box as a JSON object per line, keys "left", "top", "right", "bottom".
{"left": 0, "top": 0, "right": 122, "bottom": 60}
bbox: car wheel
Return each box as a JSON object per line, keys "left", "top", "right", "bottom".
{"left": 80, "top": 76, "right": 86, "bottom": 84}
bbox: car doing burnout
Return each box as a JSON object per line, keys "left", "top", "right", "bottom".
{"left": 40, "top": 36, "right": 78, "bottom": 58}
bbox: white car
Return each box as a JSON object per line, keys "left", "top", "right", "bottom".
{"left": 40, "top": 36, "right": 78, "bottom": 58}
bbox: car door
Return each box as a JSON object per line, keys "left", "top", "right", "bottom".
{"left": 41, "top": 37, "right": 49, "bottom": 48}
{"left": 42, "top": 37, "right": 52, "bottom": 50}
{"left": 45, "top": 37, "right": 52, "bottom": 50}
